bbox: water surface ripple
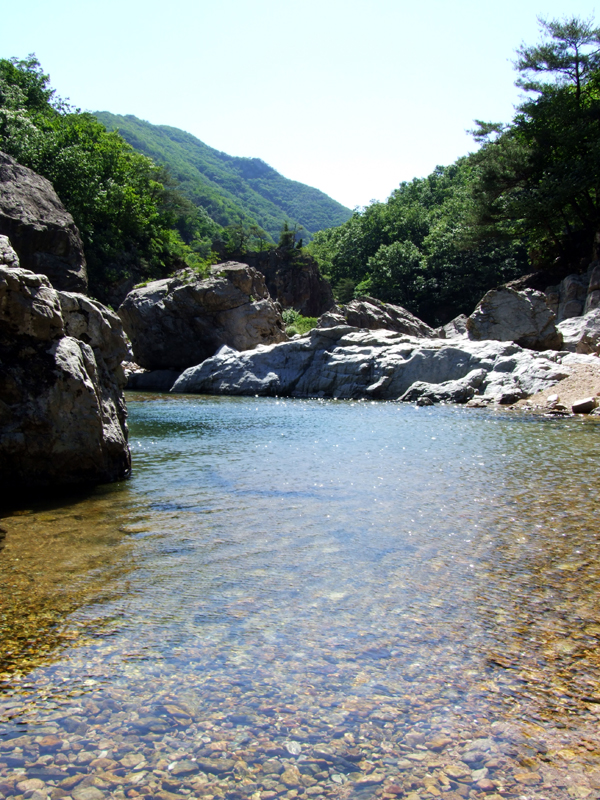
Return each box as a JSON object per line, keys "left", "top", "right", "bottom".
{"left": 1, "top": 396, "right": 600, "bottom": 800}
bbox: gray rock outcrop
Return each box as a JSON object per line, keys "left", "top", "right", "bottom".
{"left": 118, "top": 262, "right": 287, "bottom": 371}
{"left": 318, "top": 297, "right": 435, "bottom": 338}
{"left": 557, "top": 308, "right": 600, "bottom": 354}
{"left": 0, "top": 249, "right": 130, "bottom": 488}
{"left": 435, "top": 314, "right": 469, "bottom": 340}
{"left": 171, "top": 326, "right": 581, "bottom": 404}
{"left": 0, "top": 152, "right": 88, "bottom": 293}
{"left": 544, "top": 261, "right": 600, "bottom": 321}
{"left": 467, "top": 287, "right": 562, "bottom": 351}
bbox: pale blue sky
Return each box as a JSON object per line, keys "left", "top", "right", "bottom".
{"left": 1, "top": 0, "right": 598, "bottom": 208}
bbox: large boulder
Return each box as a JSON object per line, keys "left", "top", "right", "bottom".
{"left": 0, "top": 152, "right": 87, "bottom": 293}
{"left": 545, "top": 272, "right": 589, "bottom": 321}
{"left": 467, "top": 287, "right": 562, "bottom": 351}
{"left": 318, "top": 297, "right": 435, "bottom": 338}
{"left": 118, "top": 262, "right": 287, "bottom": 370}
{"left": 171, "top": 325, "right": 581, "bottom": 404}
{"left": 434, "top": 314, "right": 469, "bottom": 340}
{"left": 557, "top": 308, "right": 600, "bottom": 354}
{"left": 0, "top": 241, "right": 130, "bottom": 488}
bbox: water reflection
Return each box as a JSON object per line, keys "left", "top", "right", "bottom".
{"left": 1, "top": 398, "right": 600, "bottom": 799}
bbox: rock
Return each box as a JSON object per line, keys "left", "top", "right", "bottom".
{"left": 171, "top": 325, "right": 580, "bottom": 402}
{"left": 280, "top": 767, "right": 302, "bottom": 787}
{"left": 58, "top": 292, "right": 128, "bottom": 372}
{"left": 557, "top": 308, "right": 600, "bottom": 354}
{"left": 467, "top": 287, "right": 562, "bottom": 350}
{"left": 513, "top": 772, "right": 542, "bottom": 786}
{"left": 72, "top": 787, "right": 106, "bottom": 800}
{"left": 238, "top": 249, "right": 334, "bottom": 317}
{"left": 399, "top": 369, "right": 486, "bottom": 404}
{"left": 546, "top": 273, "right": 589, "bottom": 321}
{"left": 572, "top": 397, "right": 598, "bottom": 414}
{"left": 584, "top": 263, "right": 600, "bottom": 313}
{"left": 435, "top": 314, "right": 469, "bottom": 339}
{"left": 318, "top": 296, "right": 435, "bottom": 338}
{"left": 169, "top": 760, "right": 199, "bottom": 777}
{"left": 317, "top": 307, "right": 347, "bottom": 328}
{"left": 0, "top": 261, "right": 130, "bottom": 488}
{"left": 17, "top": 779, "right": 45, "bottom": 793}
{"left": 444, "top": 764, "right": 472, "bottom": 781}
{"left": 196, "top": 757, "right": 235, "bottom": 775}
{"left": 0, "top": 152, "right": 87, "bottom": 292}
{"left": 118, "top": 262, "right": 287, "bottom": 370}
{"left": 0, "top": 235, "right": 19, "bottom": 269}
{"left": 126, "top": 370, "right": 181, "bottom": 392}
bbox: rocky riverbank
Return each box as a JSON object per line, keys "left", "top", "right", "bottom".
{"left": 169, "top": 325, "right": 598, "bottom": 405}
{"left": 0, "top": 238, "right": 130, "bottom": 489}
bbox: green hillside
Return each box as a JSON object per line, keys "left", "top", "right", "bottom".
{"left": 94, "top": 113, "right": 352, "bottom": 241}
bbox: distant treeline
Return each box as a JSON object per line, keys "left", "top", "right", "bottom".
{"left": 310, "top": 17, "right": 600, "bottom": 325}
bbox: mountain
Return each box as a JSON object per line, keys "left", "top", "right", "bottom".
{"left": 94, "top": 113, "right": 352, "bottom": 242}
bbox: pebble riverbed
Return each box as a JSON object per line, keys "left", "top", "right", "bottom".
{"left": 1, "top": 396, "right": 600, "bottom": 800}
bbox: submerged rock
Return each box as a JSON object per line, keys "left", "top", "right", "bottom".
{"left": 0, "top": 152, "right": 88, "bottom": 293}
{"left": 118, "top": 261, "right": 287, "bottom": 370}
{"left": 171, "top": 325, "right": 579, "bottom": 402}
{"left": 0, "top": 255, "right": 130, "bottom": 488}
{"left": 467, "top": 287, "right": 562, "bottom": 351}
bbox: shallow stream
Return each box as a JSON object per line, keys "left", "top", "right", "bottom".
{"left": 1, "top": 396, "right": 600, "bottom": 800}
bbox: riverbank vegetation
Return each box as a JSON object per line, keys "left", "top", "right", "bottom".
{"left": 310, "top": 16, "right": 600, "bottom": 326}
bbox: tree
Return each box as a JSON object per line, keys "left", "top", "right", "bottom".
{"left": 515, "top": 16, "right": 600, "bottom": 103}
{"left": 472, "top": 16, "right": 600, "bottom": 269}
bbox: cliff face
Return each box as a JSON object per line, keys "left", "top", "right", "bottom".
{"left": 0, "top": 152, "right": 88, "bottom": 294}
{"left": 232, "top": 249, "right": 335, "bottom": 317}
{"left": 0, "top": 237, "right": 130, "bottom": 489}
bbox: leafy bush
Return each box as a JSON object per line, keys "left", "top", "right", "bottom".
{"left": 282, "top": 308, "right": 318, "bottom": 335}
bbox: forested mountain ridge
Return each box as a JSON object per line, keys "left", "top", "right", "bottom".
{"left": 94, "top": 112, "right": 352, "bottom": 242}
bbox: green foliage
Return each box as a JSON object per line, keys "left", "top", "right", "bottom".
{"left": 313, "top": 16, "right": 600, "bottom": 324}
{"left": 0, "top": 56, "right": 209, "bottom": 301}
{"left": 94, "top": 113, "right": 352, "bottom": 242}
{"left": 311, "top": 161, "right": 527, "bottom": 325}
{"left": 472, "top": 15, "right": 600, "bottom": 269}
{"left": 282, "top": 308, "right": 318, "bottom": 335}
{"left": 334, "top": 278, "right": 356, "bottom": 303}
{"left": 514, "top": 16, "right": 600, "bottom": 101}
{"left": 278, "top": 221, "right": 304, "bottom": 249}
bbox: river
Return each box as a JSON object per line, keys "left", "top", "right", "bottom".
{"left": 1, "top": 395, "right": 600, "bottom": 800}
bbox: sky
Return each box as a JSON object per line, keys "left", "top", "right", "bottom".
{"left": 1, "top": 0, "right": 599, "bottom": 209}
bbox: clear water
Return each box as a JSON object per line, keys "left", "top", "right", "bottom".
{"left": 1, "top": 396, "right": 600, "bottom": 799}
